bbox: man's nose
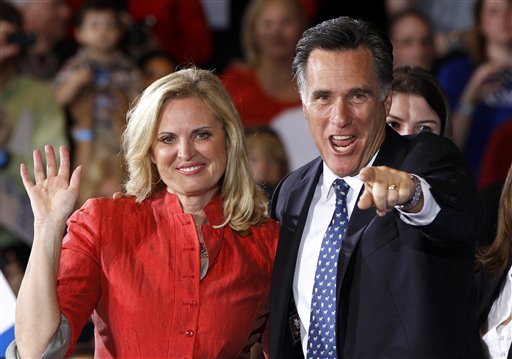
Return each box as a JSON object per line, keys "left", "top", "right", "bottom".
{"left": 330, "top": 98, "right": 351, "bottom": 127}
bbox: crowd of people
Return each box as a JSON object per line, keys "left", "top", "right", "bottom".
{"left": 1, "top": 0, "right": 511, "bottom": 358}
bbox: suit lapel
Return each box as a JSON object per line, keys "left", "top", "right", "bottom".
{"left": 277, "top": 159, "right": 324, "bottom": 292}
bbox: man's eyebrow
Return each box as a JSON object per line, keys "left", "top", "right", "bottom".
{"left": 346, "top": 87, "right": 373, "bottom": 97}
{"left": 310, "top": 89, "right": 331, "bottom": 98}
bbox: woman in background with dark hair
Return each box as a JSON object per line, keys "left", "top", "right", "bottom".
{"left": 476, "top": 164, "right": 512, "bottom": 358}
{"left": 386, "top": 65, "right": 450, "bottom": 137}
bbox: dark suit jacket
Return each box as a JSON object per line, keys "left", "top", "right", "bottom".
{"left": 476, "top": 266, "right": 512, "bottom": 358}
{"left": 269, "top": 127, "right": 485, "bottom": 359}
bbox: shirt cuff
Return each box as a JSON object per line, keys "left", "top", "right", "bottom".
{"left": 397, "top": 176, "right": 440, "bottom": 226}
{"left": 5, "top": 314, "right": 71, "bottom": 359}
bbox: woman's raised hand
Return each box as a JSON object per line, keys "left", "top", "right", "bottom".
{"left": 20, "top": 145, "right": 82, "bottom": 224}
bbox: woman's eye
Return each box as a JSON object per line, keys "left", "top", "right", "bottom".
{"left": 386, "top": 120, "right": 400, "bottom": 130}
{"left": 196, "top": 131, "right": 211, "bottom": 140}
{"left": 159, "top": 135, "right": 177, "bottom": 144}
{"left": 417, "top": 125, "right": 433, "bottom": 133}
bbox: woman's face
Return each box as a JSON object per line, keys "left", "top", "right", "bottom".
{"left": 387, "top": 92, "right": 442, "bottom": 135}
{"left": 391, "top": 15, "right": 435, "bottom": 71}
{"left": 151, "top": 97, "right": 228, "bottom": 201}
{"left": 255, "top": 1, "right": 303, "bottom": 61}
{"left": 480, "top": 0, "right": 512, "bottom": 46}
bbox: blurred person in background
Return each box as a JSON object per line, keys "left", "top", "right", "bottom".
{"left": 246, "top": 127, "right": 289, "bottom": 200}
{"left": 54, "top": 0, "right": 141, "bottom": 206}
{"left": 67, "top": 0, "right": 213, "bottom": 67}
{"left": 388, "top": 8, "right": 436, "bottom": 72}
{"left": 9, "top": 0, "right": 73, "bottom": 80}
{"left": 221, "top": 0, "right": 306, "bottom": 128}
{"left": 436, "top": 0, "right": 512, "bottom": 182}
{"left": 0, "top": 0, "right": 68, "bottom": 293}
{"left": 137, "top": 49, "right": 176, "bottom": 89}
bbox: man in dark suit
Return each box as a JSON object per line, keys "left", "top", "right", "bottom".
{"left": 269, "top": 16, "right": 484, "bottom": 358}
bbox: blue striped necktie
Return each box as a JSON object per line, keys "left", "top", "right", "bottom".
{"left": 307, "top": 178, "right": 350, "bottom": 359}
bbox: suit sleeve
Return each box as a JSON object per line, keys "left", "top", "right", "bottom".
{"left": 402, "top": 133, "right": 482, "bottom": 244}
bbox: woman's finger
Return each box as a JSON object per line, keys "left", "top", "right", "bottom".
{"left": 45, "top": 145, "right": 58, "bottom": 177}
{"left": 33, "top": 149, "right": 45, "bottom": 183}
{"left": 69, "top": 165, "right": 82, "bottom": 192}
{"left": 58, "top": 146, "right": 70, "bottom": 179}
{"left": 20, "top": 163, "right": 34, "bottom": 190}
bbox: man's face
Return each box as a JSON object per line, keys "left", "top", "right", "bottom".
{"left": 23, "top": 0, "right": 70, "bottom": 46}
{"left": 302, "top": 47, "right": 390, "bottom": 177}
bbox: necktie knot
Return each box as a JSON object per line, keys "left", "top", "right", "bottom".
{"left": 333, "top": 179, "right": 349, "bottom": 204}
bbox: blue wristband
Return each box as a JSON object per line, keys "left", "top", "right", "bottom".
{"left": 72, "top": 128, "right": 94, "bottom": 142}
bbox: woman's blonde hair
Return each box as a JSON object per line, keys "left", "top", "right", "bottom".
{"left": 476, "top": 164, "right": 512, "bottom": 274}
{"left": 242, "top": 0, "right": 307, "bottom": 66}
{"left": 122, "top": 68, "right": 269, "bottom": 233}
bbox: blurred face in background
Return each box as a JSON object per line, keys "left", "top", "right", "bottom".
{"left": 391, "top": 14, "right": 435, "bottom": 70}
{"left": 254, "top": 0, "right": 304, "bottom": 61}
{"left": 76, "top": 10, "right": 122, "bottom": 53}
{"left": 479, "top": 0, "right": 512, "bottom": 46}
{"left": 0, "top": 20, "right": 22, "bottom": 64}
{"left": 22, "top": 0, "right": 71, "bottom": 51}
{"left": 141, "top": 56, "right": 176, "bottom": 88}
{"left": 387, "top": 92, "right": 442, "bottom": 135}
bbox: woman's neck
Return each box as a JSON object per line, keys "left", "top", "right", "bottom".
{"left": 172, "top": 187, "right": 219, "bottom": 222}
{"left": 486, "top": 41, "right": 512, "bottom": 63}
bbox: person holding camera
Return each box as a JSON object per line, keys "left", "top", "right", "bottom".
{"left": 54, "top": 0, "right": 141, "bottom": 207}
{"left": 0, "top": 0, "right": 68, "bottom": 267}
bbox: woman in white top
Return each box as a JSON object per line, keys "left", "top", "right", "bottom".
{"left": 476, "top": 163, "right": 512, "bottom": 359}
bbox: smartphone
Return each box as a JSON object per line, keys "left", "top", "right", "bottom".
{"left": 6, "top": 31, "right": 36, "bottom": 47}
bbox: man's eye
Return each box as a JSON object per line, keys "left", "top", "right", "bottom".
{"left": 350, "top": 93, "right": 368, "bottom": 104}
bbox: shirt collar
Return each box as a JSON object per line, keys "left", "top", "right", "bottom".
{"left": 321, "top": 150, "right": 380, "bottom": 199}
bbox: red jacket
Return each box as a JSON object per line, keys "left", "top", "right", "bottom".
{"left": 58, "top": 190, "right": 279, "bottom": 358}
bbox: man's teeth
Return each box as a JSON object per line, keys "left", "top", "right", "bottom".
{"left": 331, "top": 135, "right": 353, "bottom": 152}
{"left": 332, "top": 135, "right": 352, "bottom": 140}
{"left": 333, "top": 143, "right": 352, "bottom": 152}
{"left": 179, "top": 165, "right": 202, "bottom": 172}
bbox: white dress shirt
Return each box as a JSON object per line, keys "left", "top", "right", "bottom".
{"left": 292, "top": 156, "right": 441, "bottom": 354}
{"left": 482, "top": 266, "right": 512, "bottom": 359}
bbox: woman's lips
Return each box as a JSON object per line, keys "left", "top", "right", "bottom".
{"left": 176, "top": 163, "right": 205, "bottom": 174}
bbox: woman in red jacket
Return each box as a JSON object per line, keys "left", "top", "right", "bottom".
{"left": 10, "top": 68, "right": 279, "bottom": 358}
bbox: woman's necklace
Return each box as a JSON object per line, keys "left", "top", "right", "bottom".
{"left": 195, "top": 219, "right": 209, "bottom": 280}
